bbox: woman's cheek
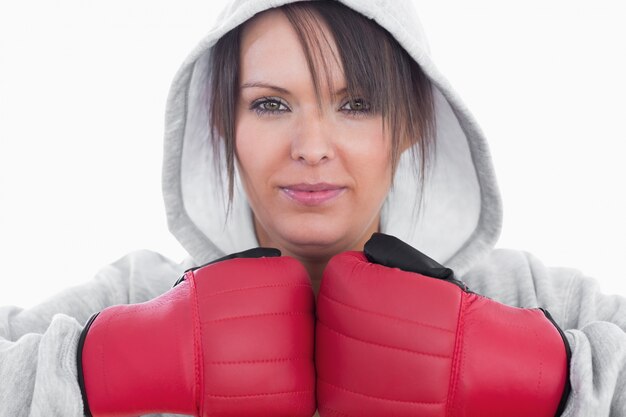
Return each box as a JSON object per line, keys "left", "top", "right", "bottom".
{"left": 237, "top": 120, "right": 272, "bottom": 173}
{"left": 340, "top": 129, "right": 392, "bottom": 192}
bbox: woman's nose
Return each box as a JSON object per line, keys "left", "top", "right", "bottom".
{"left": 290, "top": 114, "right": 336, "bottom": 165}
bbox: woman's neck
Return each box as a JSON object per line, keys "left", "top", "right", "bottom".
{"left": 291, "top": 256, "right": 327, "bottom": 297}
{"left": 252, "top": 216, "right": 380, "bottom": 296}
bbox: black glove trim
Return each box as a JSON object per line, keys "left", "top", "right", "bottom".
{"left": 77, "top": 312, "right": 100, "bottom": 417}
{"left": 173, "top": 247, "right": 282, "bottom": 287}
{"left": 364, "top": 233, "right": 467, "bottom": 290}
{"left": 540, "top": 308, "right": 572, "bottom": 417}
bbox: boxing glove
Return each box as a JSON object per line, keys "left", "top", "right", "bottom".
{"left": 316, "top": 233, "right": 570, "bottom": 417}
{"left": 78, "top": 248, "right": 316, "bottom": 417}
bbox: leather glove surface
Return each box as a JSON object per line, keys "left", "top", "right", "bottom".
{"left": 315, "top": 233, "right": 570, "bottom": 417}
{"left": 79, "top": 248, "right": 317, "bottom": 417}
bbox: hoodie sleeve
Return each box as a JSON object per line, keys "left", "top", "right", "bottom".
{"left": 531, "top": 258, "right": 626, "bottom": 417}
{"left": 0, "top": 250, "right": 187, "bottom": 417}
{"left": 466, "top": 249, "right": 626, "bottom": 417}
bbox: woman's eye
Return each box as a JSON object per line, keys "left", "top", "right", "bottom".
{"left": 250, "top": 97, "right": 289, "bottom": 115}
{"left": 340, "top": 98, "right": 371, "bottom": 115}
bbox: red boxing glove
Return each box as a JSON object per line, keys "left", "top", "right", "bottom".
{"left": 78, "top": 248, "right": 316, "bottom": 417}
{"left": 316, "top": 233, "right": 570, "bottom": 417}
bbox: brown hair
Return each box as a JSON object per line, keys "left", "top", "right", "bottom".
{"left": 209, "top": 0, "right": 436, "bottom": 206}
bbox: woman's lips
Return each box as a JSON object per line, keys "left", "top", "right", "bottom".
{"left": 280, "top": 183, "right": 346, "bottom": 206}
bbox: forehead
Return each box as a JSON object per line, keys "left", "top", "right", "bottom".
{"left": 238, "top": 8, "right": 343, "bottom": 90}
{"left": 240, "top": 9, "right": 299, "bottom": 56}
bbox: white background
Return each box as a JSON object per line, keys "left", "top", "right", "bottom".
{"left": 1, "top": 0, "right": 625, "bottom": 308}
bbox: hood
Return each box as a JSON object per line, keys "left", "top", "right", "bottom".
{"left": 162, "top": 0, "right": 502, "bottom": 277}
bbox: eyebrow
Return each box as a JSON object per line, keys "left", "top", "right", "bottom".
{"left": 240, "top": 81, "right": 349, "bottom": 97}
{"left": 240, "top": 82, "right": 290, "bottom": 95}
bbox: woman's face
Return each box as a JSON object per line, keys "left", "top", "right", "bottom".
{"left": 235, "top": 9, "right": 393, "bottom": 260}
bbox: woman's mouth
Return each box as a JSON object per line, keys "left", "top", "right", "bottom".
{"left": 280, "top": 183, "right": 346, "bottom": 206}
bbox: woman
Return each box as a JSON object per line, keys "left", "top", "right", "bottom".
{"left": 1, "top": 0, "right": 624, "bottom": 416}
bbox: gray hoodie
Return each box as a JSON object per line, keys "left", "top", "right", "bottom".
{"left": 1, "top": 0, "right": 625, "bottom": 416}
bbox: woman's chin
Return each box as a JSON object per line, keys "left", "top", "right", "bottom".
{"left": 277, "top": 227, "right": 359, "bottom": 259}
{"left": 255, "top": 212, "right": 374, "bottom": 258}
